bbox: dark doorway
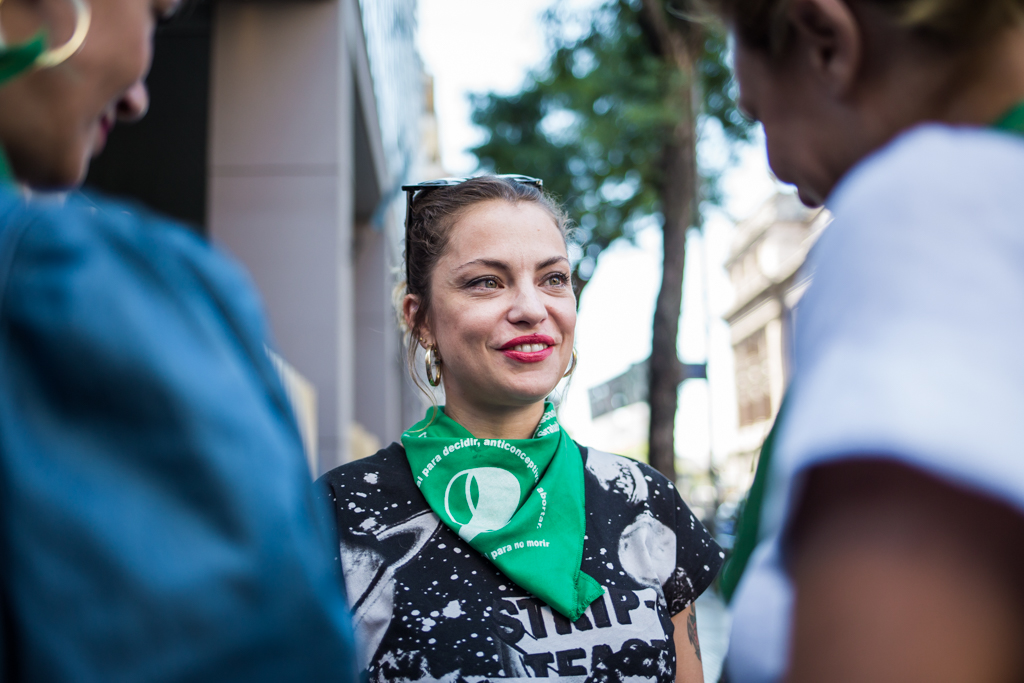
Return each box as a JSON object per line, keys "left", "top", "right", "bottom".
{"left": 85, "top": 3, "right": 212, "bottom": 234}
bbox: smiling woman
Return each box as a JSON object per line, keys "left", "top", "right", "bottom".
{"left": 318, "top": 175, "right": 723, "bottom": 683}
{"left": 400, "top": 175, "right": 574, "bottom": 417}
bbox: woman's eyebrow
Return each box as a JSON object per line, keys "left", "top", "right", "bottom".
{"left": 536, "top": 256, "right": 569, "bottom": 270}
{"left": 455, "top": 258, "right": 510, "bottom": 273}
{"left": 455, "top": 255, "right": 569, "bottom": 273}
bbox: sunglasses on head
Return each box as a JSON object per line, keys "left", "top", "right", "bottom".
{"left": 401, "top": 174, "right": 543, "bottom": 195}
{"left": 401, "top": 174, "right": 544, "bottom": 285}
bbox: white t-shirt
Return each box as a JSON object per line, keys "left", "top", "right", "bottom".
{"left": 726, "top": 124, "right": 1024, "bottom": 683}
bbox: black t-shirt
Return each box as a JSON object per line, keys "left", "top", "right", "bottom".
{"left": 320, "top": 442, "right": 723, "bottom": 682}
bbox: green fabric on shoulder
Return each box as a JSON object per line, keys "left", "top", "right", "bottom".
{"left": 0, "top": 147, "right": 11, "bottom": 184}
{"left": 994, "top": 101, "right": 1024, "bottom": 136}
{"left": 719, "top": 400, "right": 785, "bottom": 603}
{"left": 0, "top": 33, "right": 46, "bottom": 86}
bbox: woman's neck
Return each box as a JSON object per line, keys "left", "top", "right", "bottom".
{"left": 837, "top": 22, "right": 1024, "bottom": 198}
{"left": 442, "top": 399, "right": 547, "bottom": 440}
{"left": 854, "top": 21, "right": 1024, "bottom": 156}
{"left": 935, "top": 24, "right": 1024, "bottom": 126}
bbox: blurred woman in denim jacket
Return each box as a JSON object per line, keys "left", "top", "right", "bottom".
{"left": 0, "top": 0, "right": 355, "bottom": 679}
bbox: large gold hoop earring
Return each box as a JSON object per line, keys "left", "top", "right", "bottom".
{"left": 34, "top": 0, "right": 91, "bottom": 68}
{"left": 425, "top": 345, "right": 442, "bottom": 387}
{"left": 563, "top": 348, "right": 578, "bottom": 378}
{"left": 0, "top": 0, "right": 92, "bottom": 73}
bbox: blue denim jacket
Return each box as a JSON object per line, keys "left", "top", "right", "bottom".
{"left": 0, "top": 186, "right": 355, "bottom": 681}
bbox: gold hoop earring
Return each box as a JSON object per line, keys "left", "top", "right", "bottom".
{"left": 563, "top": 348, "right": 578, "bottom": 378}
{"left": 425, "top": 345, "right": 442, "bottom": 387}
{"left": 33, "top": 0, "right": 92, "bottom": 69}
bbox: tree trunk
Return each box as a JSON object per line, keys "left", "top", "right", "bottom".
{"left": 648, "top": 137, "right": 695, "bottom": 481}
{"left": 637, "top": 0, "right": 700, "bottom": 481}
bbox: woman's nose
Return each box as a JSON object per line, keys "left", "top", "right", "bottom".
{"left": 117, "top": 82, "right": 150, "bottom": 123}
{"left": 508, "top": 285, "right": 547, "bottom": 325}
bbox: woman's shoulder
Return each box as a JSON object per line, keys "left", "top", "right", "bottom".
{"left": 577, "top": 443, "right": 724, "bottom": 613}
{"left": 317, "top": 443, "right": 430, "bottom": 532}
{"left": 317, "top": 442, "right": 410, "bottom": 489}
{"left": 579, "top": 443, "right": 675, "bottom": 484}
{"left": 0, "top": 192, "right": 283, "bottom": 417}
{"left": 3, "top": 191, "right": 206, "bottom": 260}
{"left": 0, "top": 192, "right": 293, "bottom": 446}
{"left": 577, "top": 443, "right": 680, "bottom": 506}
{"left": 834, "top": 124, "right": 1024, "bottom": 222}
{"left": 1, "top": 192, "right": 264, "bottom": 326}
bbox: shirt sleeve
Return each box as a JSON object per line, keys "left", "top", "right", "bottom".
{"left": 768, "top": 126, "right": 1024, "bottom": 536}
{"left": 638, "top": 464, "right": 723, "bottom": 616}
{"left": 0, "top": 194, "right": 356, "bottom": 681}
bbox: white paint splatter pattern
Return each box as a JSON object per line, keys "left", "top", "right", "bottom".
{"left": 322, "top": 443, "right": 723, "bottom": 682}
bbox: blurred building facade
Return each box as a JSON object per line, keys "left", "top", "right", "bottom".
{"left": 87, "top": 0, "right": 432, "bottom": 475}
{"left": 720, "top": 193, "right": 830, "bottom": 500}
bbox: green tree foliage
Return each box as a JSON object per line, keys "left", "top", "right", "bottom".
{"left": 471, "top": 0, "right": 749, "bottom": 288}
{"left": 472, "top": 0, "right": 750, "bottom": 479}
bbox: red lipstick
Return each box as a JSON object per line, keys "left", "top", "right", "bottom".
{"left": 94, "top": 113, "right": 114, "bottom": 153}
{"left": 500, "top": 334, "right": 555, "bottom": 363}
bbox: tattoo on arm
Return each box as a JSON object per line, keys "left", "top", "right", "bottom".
{"left": 686, "top": 603, "right": 701, "bottom": 662}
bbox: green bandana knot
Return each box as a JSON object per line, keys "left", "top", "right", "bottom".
{"left": 0, "top": 147, "right": 11, "bottom": 185}
{"left": 402, "top": 403, "right": 604, "bottom": 621}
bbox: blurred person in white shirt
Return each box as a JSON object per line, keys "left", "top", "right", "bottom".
{"left": 698, "top": 0, "right": 1024, "bottom": 681}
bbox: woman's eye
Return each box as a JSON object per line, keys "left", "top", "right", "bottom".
{"left": 472, "top": 277, "right": 499, "bottom": 289}
{"left": 546, "top": 273, "right": 569, "bottom": 286}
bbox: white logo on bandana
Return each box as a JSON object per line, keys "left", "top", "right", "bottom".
{"left": 444, "top": 467, "right": 521, "bottom": 542}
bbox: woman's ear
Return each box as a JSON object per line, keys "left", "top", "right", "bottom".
{"left": 788, "top": 0, "right": 862, "bottom": 98}
{"left": 403, "top": 294, "right": 431, "bottom": 347}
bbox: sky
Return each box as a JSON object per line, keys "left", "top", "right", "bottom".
{"left": 417, "top": 0, "right": 786, "bottom": 469}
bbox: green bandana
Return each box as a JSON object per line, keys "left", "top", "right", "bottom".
{"left": 0, "top": 147, "right": 11, "bottom": 185}
{"left": 994, "top": 101, "right": 1024, "bottom": 137}
{"left": 1, "top": 32, "right": 47, "bottom": 185}
{"left": 401, "top": 403, "right": 604, "bottom": 621}
{"left": 0, "top": 33, "right": 45, "bottom": 86}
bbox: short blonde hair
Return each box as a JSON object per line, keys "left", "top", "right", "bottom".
{"left": 706, "top": 0, "right": 1024, "bottom": 55}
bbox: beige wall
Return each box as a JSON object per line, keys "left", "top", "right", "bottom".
{"left": 354, "top": 223, "right": 404, "bottom": 452}
{"left": 208, "top": 0, "right": 361, "bottom": 474}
